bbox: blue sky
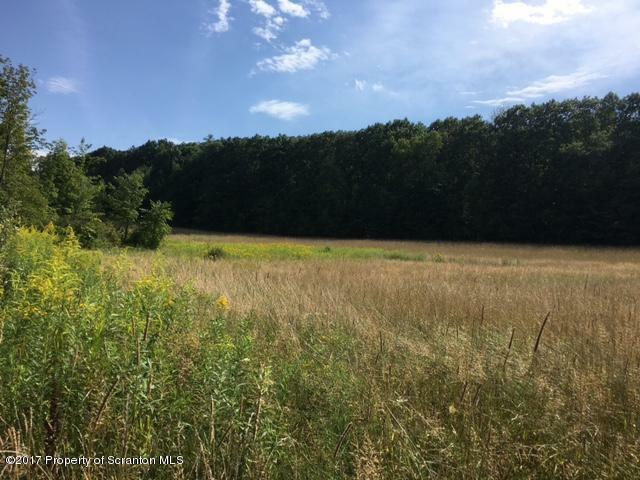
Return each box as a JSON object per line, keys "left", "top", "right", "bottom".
{"left": 3, "top": 0, "right": 639, "bottom": 149}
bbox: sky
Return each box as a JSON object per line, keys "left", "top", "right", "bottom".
{"left": 2, "top": 0, "right": 640, "bottom": 150}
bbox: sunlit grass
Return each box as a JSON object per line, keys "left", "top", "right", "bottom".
{"left": 161, "top": 238, "right": 426, "bottom": 262}
{"left": 146, "top": 232, "right": 640, "bottom": 478}
{"left": 3, "top": 229, "right": 640, "bottom": 479}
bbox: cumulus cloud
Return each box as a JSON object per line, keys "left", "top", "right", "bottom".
{"left": 249, "top": 1, "right": 286, "bottom": 41}
{"left": 249, "top": 0, "right": 286, "bottom": 42}
{"left": 304, "top": 0, "right": 330, "bottom": 19}
{"left": 46, "top": 76, "right": 79, "bottom": 94}
{"left": 256, "top": 39, "right": 334, "bottom": 73}
{"left": 207, "top": 0, "right": 328, "bottom": 41}
{"left": 249, "top": 0, "right": 277, "bottom": 17}
{"left": 491, "top": 0, "right": 593, "bottom": 27}
{"left": 253, "top": 15, "right": 286, "bottom": 41}
{"left": 249, "top": 100, "right": 310, "bottom": 120}
{"left": 205, "top": 0, "right": 232, "bottom": 34}
{"left": 278, "top": 0, "right": 309, "bottom": 18}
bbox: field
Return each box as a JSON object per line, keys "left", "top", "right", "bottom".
{"left": 1, "top": 229, "right": 640, "bottom": 479}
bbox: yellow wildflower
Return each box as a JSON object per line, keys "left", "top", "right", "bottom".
{"left": 216, "top": 294, "right": 230, "bottom": 311}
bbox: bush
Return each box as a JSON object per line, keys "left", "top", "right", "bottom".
{"left": 82, "top": 217, "right": 121, "bottom": 248}
{"left": 129, "top": 200, "right": 173, "bottom": 249}
{"left": 206, "top": 246, "right": 227, "bottom": 261}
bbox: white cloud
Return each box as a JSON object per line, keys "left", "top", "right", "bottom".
{"left": 278, "top": 0, "right": 309, "bottom": 17}
{"left": 304, "top": 0, "right": 330, "bottom": 19}
{"left": 46, "top": 76, "right": 79, "bottom": 94}
{"left": 205, "top": 0, "right": 232, "bottom": 34}
{"left": 354, "top": 79, "right": 367, "bottom": 91}
{"left": 506, "top": 71, "right": 606, "bottom": 98}
{"left": 253, "top": 15, "right": 286, "bottom": 41}
{"left": 256, "top": 39, "right": 334, "bottom": 73}
{"left": 473, "top": 97, "right": 525, "bottom": 107}
{"left": 474, "top": 69, "right": 605, "bottom": 106}
{"left": 249, "top": 0, "right": 277, "bottom": 17}
{"left": 249, "top": 100, "right": 310, "bottom": 120}
{"left": 491, "top": 0, "right": 593, "bottom": 27}
{"left": 343, "top": 0, "right": 639, "bottom": 116}
{"left": 249, "top": 1, "right": 285, "bottom": 41}
{"left": 237, "top": 0, "right": 328, "bottom": 42}
{"left": 353, "top": 79, "right": 396, "bottom": 96}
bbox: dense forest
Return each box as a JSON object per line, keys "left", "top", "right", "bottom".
{"left": 87, "top": 93, "right": 640, "bottom": 245}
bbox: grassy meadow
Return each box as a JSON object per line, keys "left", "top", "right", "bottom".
{"left": 1, "top": 229, "right": 640, "bottom": 479}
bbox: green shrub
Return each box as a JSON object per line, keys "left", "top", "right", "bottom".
{"left": 206, "top": 246, "right": 227, "bottom": 261}
{"left": 129, "top": 200, "right": 173, "bottom": 249}
{"left": 83, "top": 217, "right": 121, "bottom": 248}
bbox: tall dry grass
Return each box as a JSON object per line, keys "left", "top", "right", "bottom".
{"left": 123, "top": 233, "right": 640, "bottom": 478}
{"left": 4, "top": 229, "right": 638, "bottom": 478}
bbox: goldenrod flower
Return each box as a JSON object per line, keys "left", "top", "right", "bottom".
{"left": 216, "top": 294, "right": 230, "bottom": 311}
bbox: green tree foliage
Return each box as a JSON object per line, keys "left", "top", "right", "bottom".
{"left": 0, "top": 55, "right": 174, "bottom": 250}
{"left": 85, "top": 95, "right": 640, "bottom": 244}
{"left": 37, "top": 140, "right": 105, "bottom": 247}
{"left": 130, "top": 200, "right": 173, "bottom": 249}
{"left": 3, "top": 54, "right": 638, "bottom": 246}
{"left": 0, "top": 55, "right": 50, "bottom": 226}
{"left": 103, "top": 170, "right": 148, "bottom": 243}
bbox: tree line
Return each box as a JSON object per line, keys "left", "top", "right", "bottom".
{"left": 2, "top": 53, "right": 639, "bottom": 245}
{"left": 87, "top": 94, "right": 639, "bottom": 245}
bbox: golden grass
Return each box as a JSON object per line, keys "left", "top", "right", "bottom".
{"left": 131, "top": 247, "right": 640, "bottom": 378}
{"left": 4, "top": 228, "right": 638, "bottom": 478}
{"left": 123, "top": 232, "right": 640, "bottom": 477}
{"left": 138, "top": 233, "right": 640, "bottom": 346}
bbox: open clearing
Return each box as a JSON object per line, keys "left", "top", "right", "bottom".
{"left": 3, "top": 229, "right": 639, "bottom": 479}
{"left": 122, "top": 231, "right": 640, "bottom": 478}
